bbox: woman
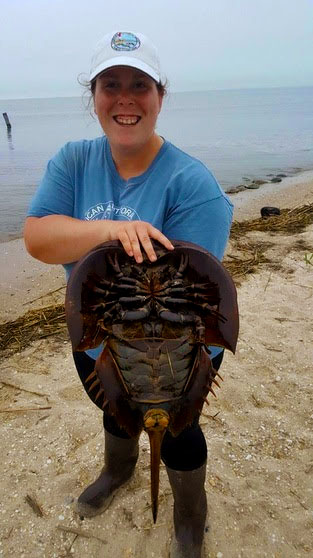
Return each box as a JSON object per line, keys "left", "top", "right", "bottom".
{"left": 24, "top": 30, "right": 233, "bottom": 558}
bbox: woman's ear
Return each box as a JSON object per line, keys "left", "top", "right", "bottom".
{"left": 158, "top": 93, "right": 163, "bottom": 114}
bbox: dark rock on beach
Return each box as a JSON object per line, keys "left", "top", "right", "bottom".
{"left": 251, "top": 179, "right": 267, "bottom": 185}
{"left": 245, "top": 183, "right": 260, "bottom": 189}
{"left": 260, "top": 206, "right": 281, "bottom": 218}
{"left": 227, "top": 185, "right": 247, "bottom": 194}
{"left": 227, "top": 170, "right": 290, "bottom": 196}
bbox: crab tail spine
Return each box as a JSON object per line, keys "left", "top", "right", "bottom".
{"left": 143, "top": 409, "right": 170, "bottom": 523}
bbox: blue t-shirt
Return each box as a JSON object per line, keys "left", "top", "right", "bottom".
{"left": 28, "top": 136, "right": 233, "bottom": 359}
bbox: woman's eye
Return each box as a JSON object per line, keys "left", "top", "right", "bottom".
{"left": 134, "top": 81, "right": 148, "bottom": 90}
{"left": 99, "top": 80, "right": 118, "bottom": 90}
{"left": 105, "top": 81, "right": 118, "bottom": 89}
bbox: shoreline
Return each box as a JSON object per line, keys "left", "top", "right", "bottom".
{"left": 1, "top": 171, "right": 313, "bottom": 323}
{"left": 1, "top": 168, "right": 313, "bottom": 245}
{"left": 230, "top": 168, "right": 313, "bottom": 221}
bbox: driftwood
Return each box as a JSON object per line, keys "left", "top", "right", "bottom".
{"left": 25, "top": 494, "right": 44, "bottom": 517}
{"left": 0, "top": 406, "right": 51, "bottom": 413}
{"left": 56, "top": 524, "right": 107, "bottom": 544}
{"left": 0, "top": 380, "right": 49, "bottom": 398}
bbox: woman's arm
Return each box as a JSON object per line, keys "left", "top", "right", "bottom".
{"left": 24, "top": 215, "right": 174, "bottom": 265}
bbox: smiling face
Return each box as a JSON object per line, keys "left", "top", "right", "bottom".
{"left": 93, "top": 66, "right": 163, "bottom": 154}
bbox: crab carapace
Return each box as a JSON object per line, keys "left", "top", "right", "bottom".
{"left": 65, "top": 240, "right": 239, "bottom": 522}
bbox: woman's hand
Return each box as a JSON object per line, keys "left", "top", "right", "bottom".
{"left": 109, "top": 220, "right": 174, "bottom": 263}
{"left": 24, "top": 215, "right": 174, "bottom": 265}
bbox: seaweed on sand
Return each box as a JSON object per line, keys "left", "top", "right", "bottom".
{"left": 230, "top": 203, "right": 313, "bottom": 240}
{"left": 1, "top": 203, "right": 312, "bottom": 359}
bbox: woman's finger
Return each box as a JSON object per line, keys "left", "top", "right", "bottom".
{"left": 114, "top": 221, "right": 174, "bottom": 263}
{"left": 137, "top": 224, "right": 174, "bottom": 262}
{"left": 137, "top": 230, "right": 157, "bottom": 262}
{"left": 127, "top": 228, "right": 144, "bottom": 263}
{"left": 117, "top": 228, "right": 134, "bottom": 257}
{"left": 149, "top": 227, "right": 175, "bottom": 251}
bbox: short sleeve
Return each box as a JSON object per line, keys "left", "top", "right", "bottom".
{"left": 163, "top": 171, "right": 233, "bottom": 261}
{"left": 27, "top": 144, "right": 74, "bottom": 217}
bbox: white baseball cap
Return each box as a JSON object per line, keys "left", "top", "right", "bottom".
{"left": 89, "top": 31, "right": 161, "bottom": 83}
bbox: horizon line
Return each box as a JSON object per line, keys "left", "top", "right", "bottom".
{"left": 1, "top": 83, "right": 313, "bottom": 102}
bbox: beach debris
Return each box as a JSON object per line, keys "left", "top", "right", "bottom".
{"left": 25, "top": 493, "right": 44, "bottom": 517}
{"left": 0, "top": 379, "right": 49, "bottom": 398}
{"left": 231, "top": 202, "right": 313, "bottom": 239}
{"left": 65, "top": 240, "right": 239, "bottom": 522}
{"left": 22, "top": 285, "right": 66, "bottom": 306}
{"left": 289, "top": 489, "right": 309, "bottom": 511}
{"left": 260, "top": 206, "right": 281, "bottom": 218}
{"left": 224, "top": 241, "right": 269, "bottom": 281}
{"left": 0, "top": 406, "right": 51, "bottom": 413}
{"left": 56, "top": 524, "right": 108, "bottom": 543}
{"left": 0, "top": 304, "right": 67, "bottom": 360}
{"left": 1, "top": 203, "right": 312, "bottom": 361}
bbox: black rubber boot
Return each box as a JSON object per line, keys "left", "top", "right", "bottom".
{"left": 76, "top": 430, "right": 139, "bottom": 518}
{"left": 166, "top": 462, "right": 207, "bottom": 558}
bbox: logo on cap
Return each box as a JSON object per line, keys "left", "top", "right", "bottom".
{"left": 111, "top": 32, "right": 140, "bottom": 51}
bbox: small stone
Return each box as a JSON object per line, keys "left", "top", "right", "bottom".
{"left": 58, "top": 514, "right": 65, "bottom": 521}
{"left": 227, "top": 185, "right": 246, "bottom": 194}
{"left": 252, "top": 179, "right": 267, "bottom": 185}
{"left": 245, "top": 183, "right": 260, "bottom": 190}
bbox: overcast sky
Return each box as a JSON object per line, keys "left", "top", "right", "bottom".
{"left": 1, "top": 0, "right": 312, "bottom": 99}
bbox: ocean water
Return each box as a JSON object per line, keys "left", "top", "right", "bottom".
{"left": 1, "top": 86, "right": 313, "bottom": 241}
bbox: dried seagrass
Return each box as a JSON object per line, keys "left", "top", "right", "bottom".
{"left": 65, "top": 240, "right": 239, "bottom": 522}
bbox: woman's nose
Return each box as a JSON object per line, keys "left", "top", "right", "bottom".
{"left": 117, "top": 88, "right": 135, "bottom": 105}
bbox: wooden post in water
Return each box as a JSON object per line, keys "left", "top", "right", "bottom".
{"left": 3, "top": 112, "right": 12, "bottom": 130}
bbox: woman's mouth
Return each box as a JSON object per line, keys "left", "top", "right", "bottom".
{"left": 113, "top": 115, "right": 141, "bottom": 125}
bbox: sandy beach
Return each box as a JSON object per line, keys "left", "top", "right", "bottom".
{"left": 0, "top": 173, "right": 313, "bottom": 557}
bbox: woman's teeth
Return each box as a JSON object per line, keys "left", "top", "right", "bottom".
{"left": 114, "top": 116, "right": 140, "bottom": 125}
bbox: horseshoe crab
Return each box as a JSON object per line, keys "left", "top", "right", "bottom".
{"left": 65, "top": 239, "right": 239, "bottom": 521}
